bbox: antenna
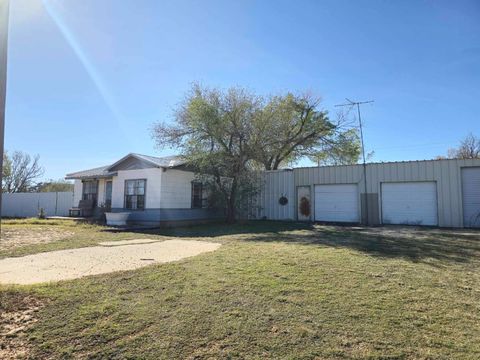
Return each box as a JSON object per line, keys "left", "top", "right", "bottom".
{"left": 335, "top": 98, "right": 374, "bottom": 225}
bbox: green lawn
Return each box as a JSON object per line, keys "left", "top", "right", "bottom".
{"left": 1, "top": 219, "right": 480, "bottom": 359}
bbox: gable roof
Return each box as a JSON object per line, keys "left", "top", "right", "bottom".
{"left": 65, "top": 153, "right": 185, "bottom": 180}
{"left": 107, "top": 153, "right": 185, "bottom": 171}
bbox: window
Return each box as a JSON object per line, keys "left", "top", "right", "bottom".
{"left": 191, "top": 182, "right": 207, "bottom": 208}
{"left": 125, "top": 179, "right": 146, "bottom": 210}
{"left": 82, "top": 180, "right": 98, "bottom": 205}
{"left": 105, "top": 181, "right": 112, "bottom": 208}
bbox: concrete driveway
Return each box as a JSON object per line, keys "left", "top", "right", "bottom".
{"left": 0, "top": 239, "right": 221, "bottom": 285}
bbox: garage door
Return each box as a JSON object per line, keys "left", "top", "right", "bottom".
{"left": 381, "top": 182, "right": 438, "bottom": 226}
{"left": 462, "top": 167, "right": 480, "bottom": 228}
{"left": 314, "top": 184, "right": 359, "bottom": 222}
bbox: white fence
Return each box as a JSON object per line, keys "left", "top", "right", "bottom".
{"left": 1, "top": 192, "right": 74, "bottom": 218}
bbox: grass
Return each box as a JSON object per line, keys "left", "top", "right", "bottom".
{"left": 1, "top": 219, "right": 480, "bottom": 359}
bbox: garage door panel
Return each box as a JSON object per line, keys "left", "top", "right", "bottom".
{"left": 314, "top": 184, "right": 359, "bottom": 223}
{"left": 462, "top": 167, "right": 480, "bottom": 228}
{"left": 381, "top": 182, "right": 438, "bottom": 226}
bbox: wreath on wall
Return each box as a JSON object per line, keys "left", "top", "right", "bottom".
{"left": 279, "top": 196, "right": 288, "bottom": 206}
{"left": 299, "top": 196, "right": 311, "bottom": 217}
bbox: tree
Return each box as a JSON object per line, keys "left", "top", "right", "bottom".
{"left": 31, "top": 179, "right": 74, "bottom": 192}
{"left": 2, "top": 151, "right": 44, "bottom": 193}
{"left": 153, "top": 85, "right": 261, "bottom": 222}
{"left": 311, "top": 128, "right": 361, "bottom": 166}
{"left": 251, "top": 93, "right": 343, "bottom": 170}
{"left": 152, "top": 84, "right": 360, "bottom": 222}
{"left": 2, "top": 152, "right": 11, "bottom": 188}
{"left": 446, "top": 133, "right": 480, "bottom": 159}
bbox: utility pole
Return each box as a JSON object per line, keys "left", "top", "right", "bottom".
{"left": 0, "top": 0, "right": 9, "bottom": 236}
{"left": 335, "top": 98, "right": 374, "bottom": 225}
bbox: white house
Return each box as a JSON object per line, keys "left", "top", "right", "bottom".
{"left": 66, "top": 153, "right": 218, "bottom": 225}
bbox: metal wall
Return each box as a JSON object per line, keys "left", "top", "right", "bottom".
{"left": 261, "top": 158, "right": 480, "bottom": 228}
{"left": 255, "top": 169, "right": 295, "bottom": 220}
{"left": 1, "top": 192, "right": 74, "bottom": 218}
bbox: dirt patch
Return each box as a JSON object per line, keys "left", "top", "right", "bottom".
{"left": 0, "top": 227, "right": 74, "bottom": 251}
{"left": 0, "top": 292, "right": 44, "bottom": 359}
{"left": 0, "top": 240, "right": 221, "bottom": 285}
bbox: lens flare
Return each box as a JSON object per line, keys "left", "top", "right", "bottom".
{"left": 42, "top": 0, "right": 130, "bottom": 139}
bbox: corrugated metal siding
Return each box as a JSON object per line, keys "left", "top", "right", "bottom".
{"left": 287, "top": 158, "right": 480, "bottom": 227}
{"left": 461, "top": 167, "right": 480, "bottom": 228}
{"left": 295, "top": 164, "right": 364, "bottom": 222}
{"left": 256, "top": 170, "right": 295, "bottom": 220}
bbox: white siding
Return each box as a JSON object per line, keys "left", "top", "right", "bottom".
{"left": 73, "top": 179, "right": 82, "bottom": 206}
{"left": 160, "top": 169, "right": 195, "bottom": 208}
{"left": 97, "top": 179, "right": 106, "bottom": 206}
{"left": 111, "top": 168, "right": 162, "bottom": 209}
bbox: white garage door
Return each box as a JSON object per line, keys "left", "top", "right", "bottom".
{"left": 314, "top": 184, "right": 359, "bottom": 222}
{"left": 462, "top": 167, "right": 480, "bottom": 228}
{"left": 381, "top": 182, "right": 438, "bottom": 226}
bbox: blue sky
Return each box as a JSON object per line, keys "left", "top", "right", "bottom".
{"left": 5, "top": 0, "right": 480, "bottom": 180}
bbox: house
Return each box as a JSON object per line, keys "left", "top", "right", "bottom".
{"left": 256, "top": 158, "right": 480, "bottom": 228}
{"left": 65, "top": 153, "right": 219, "bottom": 226}
{"left": 67, "top": 154, "right": 480, "bottom": 228}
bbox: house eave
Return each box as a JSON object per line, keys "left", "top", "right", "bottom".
{"left": 65, "top": 173, "right": 117, "bottom": 180}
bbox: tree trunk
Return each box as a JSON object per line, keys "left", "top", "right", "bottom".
{"left": 272, "top": 157, "right": 282, "bottom": 170}
{"left": 226, "top": 200, "right": 236, "bottom": 223}
{"left": 225, "top": 179, "right": 237, "bottom": 223}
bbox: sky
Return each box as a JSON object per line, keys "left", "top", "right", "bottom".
{"left": 5, "top": 0, "right": 480, "bottom": 180}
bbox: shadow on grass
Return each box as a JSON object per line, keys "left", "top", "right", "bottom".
{"left": 126, "top": 220, "right": 480, "bottom": 266}
{"left": 290, "top": 226, "right": 480, "bottom": 265}
{"left": 104, "top": 220, "right": 314, "bottom": 237}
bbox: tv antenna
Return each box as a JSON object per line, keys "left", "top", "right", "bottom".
{"left": 335, "top": 98, "right": 374, "bottom": 225}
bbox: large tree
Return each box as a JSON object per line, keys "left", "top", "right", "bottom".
{"left": 152, "top": 84, "right": 358, "bottom": 222}
{"left": 311, "top": 128, "right": 362, "bottom": 166}
{"left": 2, "top": 151, "right": 44, "bottom": 193}
{"left": 153, "top": 85, "right": 260, "bottom": 222}
{"left": 251, "top": 93, "right": 344, "bottom": 170}
{"left": 446, "top": 133, "right": 480, "bottom": 159}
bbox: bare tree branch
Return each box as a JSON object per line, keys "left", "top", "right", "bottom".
{"left": 446, "top": 133, "right": 480, "bottom": 159}
{"left": 2, "top": 151, "right": 44, "bottom": 193}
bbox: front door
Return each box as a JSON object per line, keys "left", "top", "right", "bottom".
{"left": 297, "top": 186, "right": 311, "bottom": 221}
{"left": 105, "top": 181, "right": 113, "bottom": 208}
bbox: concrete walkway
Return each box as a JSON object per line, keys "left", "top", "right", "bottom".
{"left": 0, "top": 239, "right": 221, "bottom": 285}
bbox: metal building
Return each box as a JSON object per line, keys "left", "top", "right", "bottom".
{"left": 256, "top": 158, "right": 480, "bottom": 228}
